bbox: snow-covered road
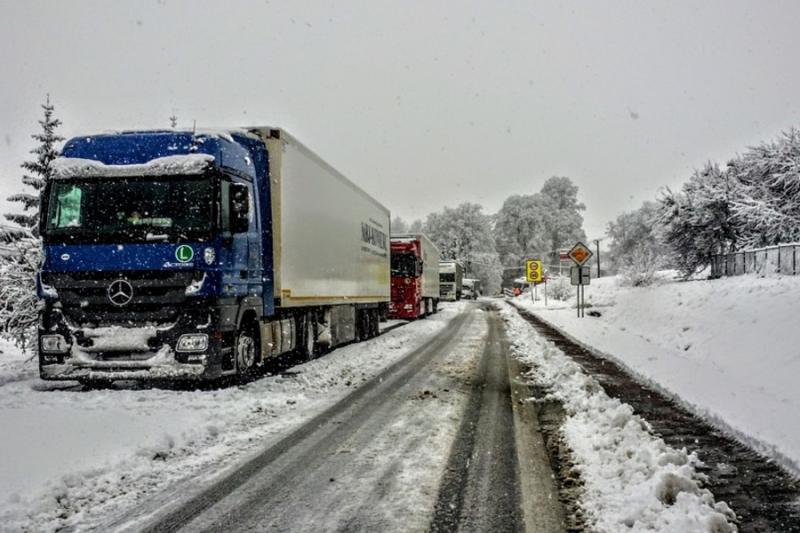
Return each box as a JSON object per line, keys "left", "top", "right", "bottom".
{"left": 128, "top": 303, "right": 487, "bottom": 532}
{"left": 0, "top": 303, "right": 468, "bottom": 532}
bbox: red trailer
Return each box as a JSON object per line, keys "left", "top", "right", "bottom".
{"left": 389, "top": 234, "right": 440, "bottom": 319}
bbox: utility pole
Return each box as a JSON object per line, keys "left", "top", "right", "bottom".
{"left": 594, "top": 239, "right": 601, "bottom": 278}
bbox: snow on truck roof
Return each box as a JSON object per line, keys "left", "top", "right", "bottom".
{"left": 52, "top": 154, "right": 215, "bottom": 179}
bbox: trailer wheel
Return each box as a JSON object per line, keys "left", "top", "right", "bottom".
{"left": 235, "top": 324, "right": 257, "bottom": 378}
{"left": 372, "top": 309, "right": 381, "bottom": 337}
{"left": 369, "top": 308, "right": 380, "bottom": 338}
{"left": 299, "top": 313, "right": 317, "bottom": 361}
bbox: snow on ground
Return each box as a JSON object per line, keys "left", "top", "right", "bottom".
{"left": 500, "top": 302, "right": 737, "bottom": 533}
{"left": 515, "top": 273, "right": 800, "bottom": 476}
{"left": 0, "top": 302, "right": 467, "bottom": 533}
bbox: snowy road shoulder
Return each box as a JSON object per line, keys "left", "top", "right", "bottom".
{"left": 499, "top": 302, "right": 737, "bottom": 533}
{"left": 514, "top": 273, "right": 800, "bottom": 476}
{"left": 0, "top": 302, "right": 469, "bottom": 533}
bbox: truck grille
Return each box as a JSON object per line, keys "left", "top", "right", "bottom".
{"left": 43, "top": 271, "right": 196, "bottom": 326}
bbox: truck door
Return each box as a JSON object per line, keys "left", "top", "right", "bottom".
{"left": 222, "top": 179, "right": 253, "bottom": 298}
{"left": 245, "top": 182, "right": 262, "bottom": 296}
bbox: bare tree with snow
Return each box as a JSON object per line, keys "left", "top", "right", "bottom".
{"left": 423, "top": 202, "right": 502, "bottom": 293}
{"left": 391, "top": 216, "right": 408, "bottom": 234}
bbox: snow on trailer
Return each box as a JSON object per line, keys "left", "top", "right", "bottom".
{"left": 37, "top": 127, "right": 390, "bottom": 383}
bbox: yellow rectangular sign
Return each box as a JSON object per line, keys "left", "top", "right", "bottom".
{"left": 525, "top": 259, "right": 543, "bottom": 283}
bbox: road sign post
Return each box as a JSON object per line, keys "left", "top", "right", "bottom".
{"left": 568, "top": 243, "right": 593, "bottom": 318}
{"left": 525, "top": 259, "right": 543, "bottom": 304}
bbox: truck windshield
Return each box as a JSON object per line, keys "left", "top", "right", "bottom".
{"left": 44, "top": 176, "right": 213, "bottom": 243}
{"left": 391, "top": 253, "right": 417, "bottom": 277}
{"left": 440, "top": 273, "right": 455, "bottom": 282}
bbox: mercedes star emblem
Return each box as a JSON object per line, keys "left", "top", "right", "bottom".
{"left": 108, "top": 279, "right": 134, "bottom": 306}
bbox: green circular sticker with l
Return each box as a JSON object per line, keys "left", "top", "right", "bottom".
{"left": 175, "top": 245, "right": 194, "bottom": 263}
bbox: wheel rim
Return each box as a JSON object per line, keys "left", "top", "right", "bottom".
{"left": 237, "top": 333, "right": 255, "bottom": 370}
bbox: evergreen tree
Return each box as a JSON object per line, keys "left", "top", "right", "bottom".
{"left": 6, "top": 95, "right": 64, "bottom": 236}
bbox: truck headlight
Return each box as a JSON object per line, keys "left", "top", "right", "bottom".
{"left": 176, "top": 334, "right": 208, "bottom": 352}
{"left": 41, "top": 335, "right": 69, "bottom": 353}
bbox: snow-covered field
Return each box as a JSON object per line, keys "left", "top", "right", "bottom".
{"left": 501, "top": 303, "right": 736, "bottom": 532}
{"left": 515, "top": 273, "right": 800, "bottom": 476}
{"left": 0, "top": 303, "right": 467, "bottom": 533}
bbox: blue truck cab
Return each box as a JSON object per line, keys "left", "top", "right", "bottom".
{"left": 37, "top": 127, "right": 391, "bottom": 383}
{"left": 37, "top": 129, "right": 277, "bottom": 381}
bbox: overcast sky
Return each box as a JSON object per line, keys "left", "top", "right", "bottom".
{"left": 2, "top": 0, "right": 800, "bottom": 239}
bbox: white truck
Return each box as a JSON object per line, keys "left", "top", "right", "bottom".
{"left": 462, "top": 278, "right": 482, "bottom": 300}
{"left": 438, "top": 260, "right": 464, "bottom": 301}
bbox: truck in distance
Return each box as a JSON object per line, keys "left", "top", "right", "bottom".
{"left": 462, "top": 278, "right": 482, "bottom": 300}
{"left": 388, "top": 234, "right": 440, "bottom": 319}
{"left": 438, "top": 260, "right": 463, "bottom": 301}
{"left": 37, "top": 127, "right": 390, "bottom": 383}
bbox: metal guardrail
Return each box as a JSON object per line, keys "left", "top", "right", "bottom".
{"left": 710, "top": 244, "right": 800, "bottom": 277}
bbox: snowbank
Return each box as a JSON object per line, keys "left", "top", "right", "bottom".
{"left": 515, "top": 273, "right": 800, "bottom": 475}
{"left": 500, "top": 303, "right": 736, "bottom": 532}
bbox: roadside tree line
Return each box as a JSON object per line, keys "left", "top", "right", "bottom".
{"left": 393, "top": 176, "right": 587, "bottom": 294}
{"left": 607, "top": 127, "right": 800, "bottom": 282}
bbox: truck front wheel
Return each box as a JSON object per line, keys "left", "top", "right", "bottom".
{"left": 235, "top": 325, "right": 257, "bottom": 378}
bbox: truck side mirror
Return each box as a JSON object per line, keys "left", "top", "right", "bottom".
{"left": 229, "top": 183, "right": 250, "bottom": 234}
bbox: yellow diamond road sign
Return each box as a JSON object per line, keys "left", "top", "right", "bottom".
{"left": 568, "top": 242, "right": 593, "bottom": 266}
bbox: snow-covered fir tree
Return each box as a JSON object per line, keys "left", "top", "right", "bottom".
{"left": 5, "top": 95, "right": 64, "bottom": 237}
{"left": 0, "top": 95, "right": 61, "bottom": 349}
{"left": 0, "top": 236, "right": 41, "bottom": 351}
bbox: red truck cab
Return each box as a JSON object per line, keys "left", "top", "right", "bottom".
{"left": 389, "top": 235, "right": 439, "bottom": 319}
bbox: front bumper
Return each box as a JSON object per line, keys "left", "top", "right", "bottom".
{"left": 39, "top": 348, "right": 209, "bottom": 381}
{"left": 388, "top": 301, "right": 420, "bottom": 319}
{"left": 38, "top": 305, "right": 224, "bottom": 381}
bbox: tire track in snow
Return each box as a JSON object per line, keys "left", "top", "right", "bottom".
{"left": 118, "top": 304, "right": 478, "bottom": 532}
